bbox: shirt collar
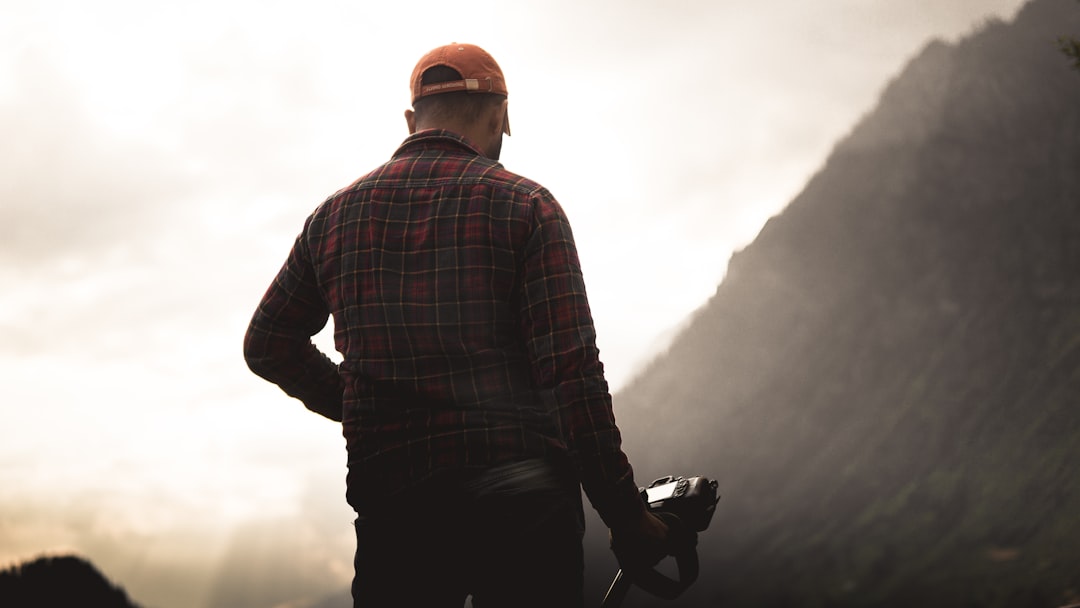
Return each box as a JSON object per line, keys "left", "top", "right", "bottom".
{"left": 392, "top": 129, "right": 488, "bottom": 159}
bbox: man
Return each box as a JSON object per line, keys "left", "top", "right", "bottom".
{"left": 244, "top": 42, "right": 668, "bottom": 607}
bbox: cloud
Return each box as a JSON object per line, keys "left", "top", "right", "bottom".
{"left": 0, "top": 50, "right": 191, "bottom": 268}
{"left": 0, "top": 30, "right": 354, "bottom": 362}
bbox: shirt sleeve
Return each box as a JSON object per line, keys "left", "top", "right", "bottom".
{"left": 243, "top": 221, "right": 344, "bottom": 422}
{"left": 518, "top": 190, "right": 647, "bottom": 530}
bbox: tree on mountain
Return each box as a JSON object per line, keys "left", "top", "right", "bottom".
{"left": 1060, "top": 35, "right": 1080, "bottom": 71}
{"left": 1062, "top": 1, "right": 1080, "bottom": 71}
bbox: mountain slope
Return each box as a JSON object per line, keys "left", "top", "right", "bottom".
{"left": 610, "top": 1, "right": 1080, "bottom": 606}
{"left": 0, "top": 555, "right": 143, "bottom": 608}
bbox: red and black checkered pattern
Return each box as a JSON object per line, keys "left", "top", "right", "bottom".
{"left": 245, "top": 130, "right": 644, "bottom": 528}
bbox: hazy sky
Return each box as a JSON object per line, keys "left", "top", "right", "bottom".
{"left": 0, "top": 1, "right": 1030, "bottom": 606}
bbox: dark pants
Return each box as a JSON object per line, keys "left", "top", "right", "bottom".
{"left": 351, "top": 459, "right": 585, "bottom": 608}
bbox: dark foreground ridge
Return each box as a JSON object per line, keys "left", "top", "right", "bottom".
{"left": 607, "top": 0, "right": 1080, "bottom": 606}
{"left": 0, "top": 554, "right": 142, "bottom": 608}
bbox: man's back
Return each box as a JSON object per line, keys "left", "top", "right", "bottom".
{"left": 316, "top": 129, "right": 544, "bottom": 403}
{"left": 311, "top": 129, "right": 576, "bottom": 505}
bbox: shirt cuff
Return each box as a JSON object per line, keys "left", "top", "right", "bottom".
{"left": 594, "top": 475, "right": 649, "bottom": 531}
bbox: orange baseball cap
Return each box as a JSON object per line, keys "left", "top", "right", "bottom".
{"left": 410, "top": 43, "right": 511, "bottom": 135}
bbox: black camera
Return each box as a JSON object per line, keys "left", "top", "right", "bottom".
{"left": 641, "top": 475, "right": 720, "bottom": 533}
{"left": 602, "top": 475, "right": 720, "bottom": 607}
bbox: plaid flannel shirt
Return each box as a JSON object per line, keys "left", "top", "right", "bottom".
{"left": 244, "top": 130, "right": 645, "bottom": 528}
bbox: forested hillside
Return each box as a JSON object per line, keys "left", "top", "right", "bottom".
{"left": 602, "top": 0, "right": 1080, "bottom": 605}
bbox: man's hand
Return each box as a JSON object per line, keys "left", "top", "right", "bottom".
{"left": 609, "top": 509, "right": 671, "bottom": 573}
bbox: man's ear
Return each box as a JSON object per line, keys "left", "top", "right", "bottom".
{"left": 499, "top": 99, "right": 510, "bottom": 136}
{"left": 405, "top": 108, "right": 417, "bottom": 134}
{"left": 487, "top": 99, "right": 508, "bottom": 136}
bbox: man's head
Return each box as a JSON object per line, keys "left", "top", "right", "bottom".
{"left": 405, "top": 43, "right": 510, "bottom": 160}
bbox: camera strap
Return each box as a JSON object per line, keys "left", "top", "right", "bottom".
{"left": 601, "top": 512, "right": 700, "bottom": 607}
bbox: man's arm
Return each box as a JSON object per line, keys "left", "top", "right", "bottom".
{"left": 517, "top": 192, "right": 671, "bottom": 567}
{"left": 517, "top": 190, "right": 648, "bottom": 529}
{"left": 244, "top": 227, "right": 344, "bottom": 422}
